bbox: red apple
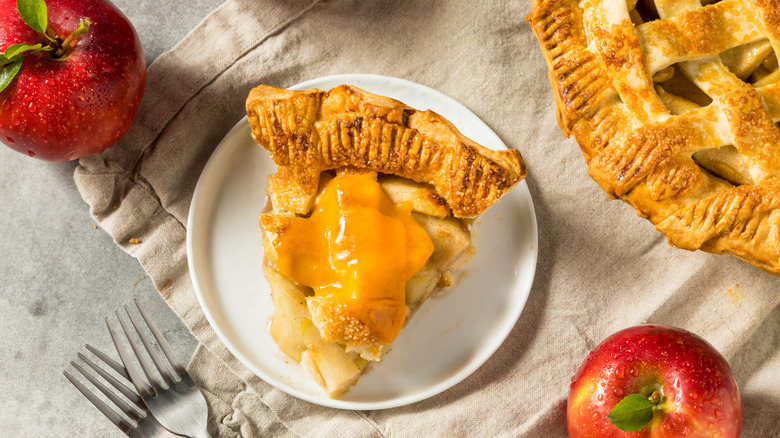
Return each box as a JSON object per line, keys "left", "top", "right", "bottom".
{"left": 568, "top": 325, "right": 741, "bottom": 437}
{"left": 0, "top": 0, "right": 146, "bottom": 161}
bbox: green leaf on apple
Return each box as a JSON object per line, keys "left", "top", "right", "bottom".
{"left": 2, "top": 43, "right": 43, "bottom": 60}
{"left": 0, "top": 59, "right": 23, "bottom": 93}
{"left": 16, "top": 0, "right": 48, "bottom": 35}
{"left": 607, "top": 393, "right": 654, "bottom": 432}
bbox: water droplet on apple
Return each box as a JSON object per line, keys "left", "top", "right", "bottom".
{"left": 24, "top": 94, "right": 33, "bottom": 102}
{"left": 591, "top": 412, "right": 600, "bottom": 420}
{"left": 28, "top": 76, "right": 37, "bottom": 83}
{"left": 689, "top": 391, "right": 698, "bottom": 399}
{"left": 28, "top": 103, "right": 36, "bottom": 113}
{"left": 1, "top": 100, "right": 9, "bottom": 110}
{"left": 616, "top": 364, "right": 625, "bottom": 377}
{"left": 597, "top": 393, "right": 604, "bottom": 401}
{"left": 12, "top": 117, "right": 21, "bottom": 126}
{"left": 27, "top": 150, "right": 35, "bottom": 157}
{"left": 5, "top": 136, "right": 14, "bottom": 143}
{"left": 629, "top": 367, "right": 638, "bottom": 377}
{"left": 613, "top": 388, "right": 624, "bottom": 397}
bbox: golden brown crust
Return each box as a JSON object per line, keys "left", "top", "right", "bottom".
{"left": 258, "top": 212, "right": 295, "bottom": 235}
{"left": 656, "top": 180, "right": 780, "bottom": 250}
{"left": 306, "top": 296, "right": 382, "bottom": 354}
{"left": 529, "top": 0, "right": 780, "bottom": 274}
{"left": 246, "top": 84, "right": 527, "bottom": 218}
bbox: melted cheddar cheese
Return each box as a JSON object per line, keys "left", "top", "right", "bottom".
{"left": 272, "top": 172, "right": 434, "bottom": 344}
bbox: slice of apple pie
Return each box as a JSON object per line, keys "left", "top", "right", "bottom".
{"left": 246, "top": 84, "right": 527, "bottom": 397}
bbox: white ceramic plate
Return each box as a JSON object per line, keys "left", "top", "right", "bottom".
{"left": 187, "top": 74, "right": 538, "bottom": 410}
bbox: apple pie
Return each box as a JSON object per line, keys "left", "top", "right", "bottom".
{"left": 528, "top": 0, "right": 780, "bottom": 274}
{"left": 245, "top": 84, "right": 527, "bottom": 397}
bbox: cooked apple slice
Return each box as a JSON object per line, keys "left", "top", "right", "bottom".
{"left": 261, "top": 235, "right": 278, "bottom": 266}
{"left": 345, "top": 350, "right": 369, "bottom": 372}
{"left": 379, "top": 176, "right": 450, "bottom": 218}
{"left": 720, "top": 40, "right": 773, "bottom": 79}
{"left": 264, "top": 264, "right": 310, "bottom": 362}
{"left": 405, "top": 262, "right": 440, "bottom": 309}
{"left": 300, "top": 318, "right": 361, "bottom": 397}
{"left": 692, "top": 145, "right": 754, "bottom": 186}
{"left": 656, "top": 85, "right": 699, "bottom": 115}
{"left": 412, "top": 213, "right": 471, "bottom": 271}
{"left": 300, "top": 350, "right": 327, "bottom": 389}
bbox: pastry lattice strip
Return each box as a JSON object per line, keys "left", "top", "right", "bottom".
{"left": 640, "top": 0, "right": 771, "bottom": 74}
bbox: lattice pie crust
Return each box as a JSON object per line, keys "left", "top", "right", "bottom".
{"left": 529, "top": 0, "right": 780, "bottom": 274}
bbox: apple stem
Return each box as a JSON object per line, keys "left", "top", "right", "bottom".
{"left": 649, "top": 390, "right": 662, "bottom": 405}
{"left": 53, "top": 17, "right": 93, "bottom": 58}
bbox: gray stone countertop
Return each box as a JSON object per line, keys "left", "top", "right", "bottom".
{"left": 0, "top": 1, "right": 226, "bottom": 436}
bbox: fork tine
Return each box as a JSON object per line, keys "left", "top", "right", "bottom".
{"left": 71, "top": 360, "right": 144, "bottom": 422}
{"left": 124, "top": 304, "right": 177, "bottom": 386}
{"left": 64, "top": 370, "right": 134, "bottom": 432}
{"left": 86, "top": 344, "right": 130, "bottom": 381}
{"left": 78, "top": 352, "right": 144, "bottom": 410}
{"left": 134, "top": 299, "right": 186, "bottom": 374}
{"left": 106, "top": 316, "right": 154, "bottom": 398}
{"left": 115, "top": 309, "right": 166, "bottom": 390}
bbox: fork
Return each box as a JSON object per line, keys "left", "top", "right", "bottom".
{"left": 107, "top": 300, "right": 211, "bottom": 438}
{"left": 64, "top": 344, "right": 184, "bottom": 437}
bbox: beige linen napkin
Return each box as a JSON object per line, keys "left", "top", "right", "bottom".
{"left": 74, "top": 1, "right": 780, "bottom": 436}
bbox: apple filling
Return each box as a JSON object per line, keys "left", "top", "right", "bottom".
{"left": 271, "top": 170, "right": 434, "bottom": 346}
{"left": 260, "top": 168, "right": 474, "bottom": 397}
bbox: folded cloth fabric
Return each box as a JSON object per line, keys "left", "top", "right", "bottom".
{"left": 74, "top": 0, "right": 780, "bottom": 436}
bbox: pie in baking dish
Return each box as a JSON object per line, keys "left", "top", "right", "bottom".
{"left": 245, "top": 84, "right": 527, "bottom": 397}
{"left": 528, "top": 0, "right": 780, "bottom": 274}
